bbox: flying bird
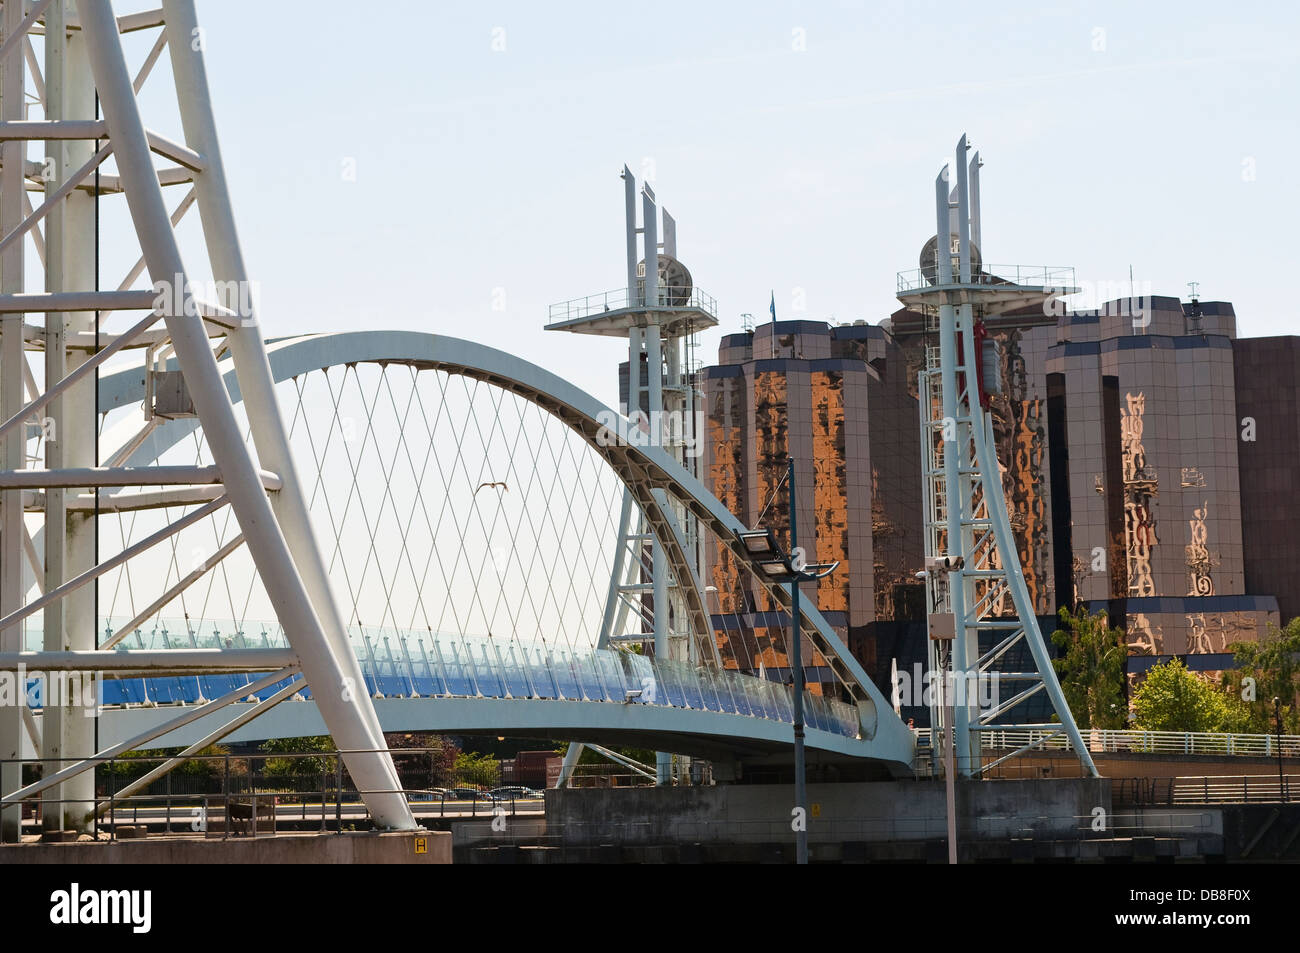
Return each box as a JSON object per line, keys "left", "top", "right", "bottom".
{"left": 476, "top": 481, "right": 509, "bottom": 494}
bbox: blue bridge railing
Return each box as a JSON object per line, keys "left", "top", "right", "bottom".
{"left": 25, "top": 623, "right": 862, "bottom": 740}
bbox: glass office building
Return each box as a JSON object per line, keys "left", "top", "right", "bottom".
{"left": 699, "top": 295, "right": 1283, "bottom": 685}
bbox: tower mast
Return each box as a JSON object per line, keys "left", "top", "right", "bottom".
{"left": 899, "top": 135, "right": 1098, "bottom": 779}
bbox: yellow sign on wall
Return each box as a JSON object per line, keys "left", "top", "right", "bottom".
{"left": 414, "top": 836, "right": 428, "bottom": 854}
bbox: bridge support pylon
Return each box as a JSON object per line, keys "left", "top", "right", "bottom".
{"left": 0, "top": 0, "right": 416, "bottom": 835}
{"left": 900, "top": 135, "right": 1098, "bottom": 780}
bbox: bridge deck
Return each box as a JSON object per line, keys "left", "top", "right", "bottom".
{"left": 23, "top": 638, "right": 915, "bottom": 772}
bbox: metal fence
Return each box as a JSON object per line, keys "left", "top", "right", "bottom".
{"left": 915, "top": 726, "right": 1300, "bottom": 758}
{"left": 1116, "top": 774, "right": 1297, "bottom": 806}
{"left": 3, "top": 746, "right": 543, "bottom": 841}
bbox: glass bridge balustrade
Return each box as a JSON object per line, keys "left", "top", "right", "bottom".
{"left": 44, "top": 622, "right": 862, "bottom": 740}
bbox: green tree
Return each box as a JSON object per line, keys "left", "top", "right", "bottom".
{"left": 173, "top": 743, "right": 233, "bottom": 782}
{"left": 386, "top": 732, "right": 459, "bottom": 788}
{"left": 453, "top": 751, "right": 500, "bottom": 788}
{"left": 1220, "top": 618, "right": 1300, "bottom": 734}
{"left": 1132, "top": 659, "right": 1231, "bottom": 732}
{"left": 1050, "top": 605, "right": 1129, "bottom": 729}
{"left": 98, "top": 744, "right": 233, "bottom": 784}
{"left": 260, "top": 735, "right": 337, "bottom": 779}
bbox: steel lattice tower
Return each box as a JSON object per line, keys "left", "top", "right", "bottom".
{"left": 0, "top": 0, "right": 416, "bottom": 837}
{"left": 547, "top": 166, "right": 718, "bottom": 786}
{"left": 899, "top": 135, "right": 1098, "bottom": 779}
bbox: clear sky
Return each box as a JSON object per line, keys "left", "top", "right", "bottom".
{"left": 121, "top": 0, "right": 1299, "bottom": 410}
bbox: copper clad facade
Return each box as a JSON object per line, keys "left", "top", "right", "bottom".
{"left": 700, "top": 296, "right": 1286, "bottom": 681}
{"left": 701, "top": 323, "right": 879, "bottom": 679}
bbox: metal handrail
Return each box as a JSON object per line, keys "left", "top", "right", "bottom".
{"left": 2, "top": 746, "right": 544, "bottom": 839}
{"left": 913, "top": 725, "right": 1300, "bottom": 758}
{"left": 896, "top": 263, "right": 1076, "bottom": 294}
{"left": 49, "top": 631, "right": 865, "bottom": 740}
{"left": 547, "top": 285, "right": 717, "bottom": 322}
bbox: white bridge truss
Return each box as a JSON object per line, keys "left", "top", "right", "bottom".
{"left": 0, "top": 0, "right": 415, "bottom": 836}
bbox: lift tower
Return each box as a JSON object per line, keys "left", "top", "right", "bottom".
{"left": 897, "top": 136, "right": 1098, "bottom": 779}
{"left": 547, "top": 166, "right": 717, "bottom": 785}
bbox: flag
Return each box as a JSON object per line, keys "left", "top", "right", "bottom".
{"left": 769, "top": 290, "right": 776, "bottom": 322}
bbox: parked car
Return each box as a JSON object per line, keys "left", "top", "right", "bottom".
{"left": 448, "top": 787, "right": 498, "bottom": 802}
{"left": 489, "top": 786, "right": 544, "bottom": 800}
{"left": 408, "top": 788, "right": 448, "bottom": 803}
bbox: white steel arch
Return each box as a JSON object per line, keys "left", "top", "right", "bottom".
{"left": 96, "top": 330, "right": 914, "bottom": 758}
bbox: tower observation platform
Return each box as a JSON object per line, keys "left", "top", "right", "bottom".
{"left": 546, "top": 283, "right": 718, "bottom": 338}
{"left": 896, "top": 262, "right": 1078, "bottom": 315}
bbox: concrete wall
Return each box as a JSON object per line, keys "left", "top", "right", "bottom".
{"left": 545, "top": 778, "right": 1110, "bottom": 846}
{"left": 0, "top": 830, "right": 450, "bottom": 864}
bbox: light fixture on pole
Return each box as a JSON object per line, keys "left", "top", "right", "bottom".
{"left": 739, "top": 460, "right": 838, "bottom": 865}
{"left": 923, "top": 553, "right": 961, "bottom": 865}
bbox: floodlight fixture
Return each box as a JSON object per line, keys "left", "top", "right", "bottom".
{"left": 739, "top": 529, "right": 779, "bottom": 556}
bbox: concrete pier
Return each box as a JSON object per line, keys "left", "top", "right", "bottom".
{"left": 0, "top": 830, "right": 451, "bottom": 864}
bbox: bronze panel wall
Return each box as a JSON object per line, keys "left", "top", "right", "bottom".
{"left": 863, "top": 339, "right": 924, "bottom": 623}
{"left": 1234, "top": 336, "right": 1300, "bottom": 624}
{"left": 704, "top": 373, "right": 748, "bottom": 615}
{"left": 987, "top": 326, "right": 1056, "bottom": 614}
{"left": 700, "top": 305, "right": 1286, "bottom": 680}
{"left": 811, "top": 369, "right": 850, "bottom": 615}
{"left": 1126, "top": 608, "right": 1276, "bottom": 657}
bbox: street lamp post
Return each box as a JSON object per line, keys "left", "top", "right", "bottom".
{"left": 919, "top": 553, "right": 962, "bottom": 864}
{"left": 787, "top": 459, "right": 809, "bottom": 866}
{"left": 738, "top": 458, "right": 838, "bottom": 866}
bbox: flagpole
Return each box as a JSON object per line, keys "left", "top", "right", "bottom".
{"left": 770, "top": 290, "right": 777, "bottom": 356}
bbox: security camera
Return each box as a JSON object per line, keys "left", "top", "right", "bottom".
{"left": 925, "top": 555, "right": 964, "bottom": 572}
